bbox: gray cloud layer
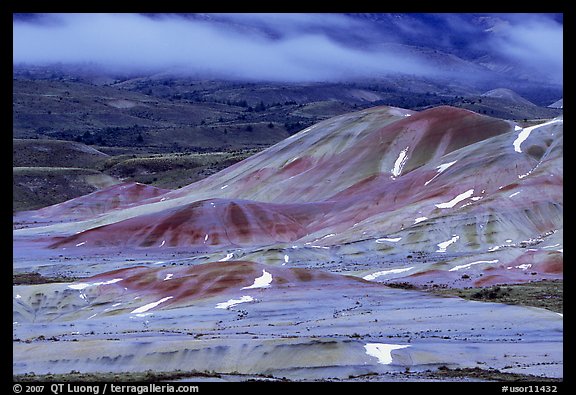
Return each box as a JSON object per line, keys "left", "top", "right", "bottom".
{"left": 487, "top": 14, "right": 563, "bottom": 83}
{"left": 13, "top": 13, "right": 563, "bottom": 84}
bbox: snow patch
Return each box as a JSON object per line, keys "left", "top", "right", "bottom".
{"left": 513, "top": 119, "right": 562, "bottom": 153}
{"left": 68, "top": 278, "right": 123, "bottom": 290}
{"left": 449, "top": 259, "right": 498, "bottom": 272}
{"left": 435, "top": 189, "right": 474, "bottom": 209}
{"left": 364, "top": 343, "right": 411, "bottom": 365}
{"left": 375, "top": 237, "right": 402, "bottom": 243}
{"left": 215, "top": 295, "right": 254, "bottom": 309}
{"left": 241, "top": 270, "right": 273, "bottom": 290}
{"left": 391, "top": 147, "right": 409, "bottom": 178}
{"left": 436, "top": 235, "right": 460, "bottom": 252}
{"left": 130, "top": 296, "right": 173, "bottom": 314}
{"left": 363, "top": 267, "right": 414, "bottom": 281}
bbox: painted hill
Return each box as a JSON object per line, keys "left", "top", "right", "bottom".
{"left": 13, "top": 104, "right": 563, "bottom": 381}
{"left": 15, "top": 105, "right": 562, "bottom": 288}
{"left": 548, "top": 98, "right": 563, "bottom": 109}
{"left": 480, "top": 88, "right": 537, "bottom": 106}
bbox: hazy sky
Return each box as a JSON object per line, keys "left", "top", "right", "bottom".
{"left": 12, "top": 13, "right": 563, "bottom": 84}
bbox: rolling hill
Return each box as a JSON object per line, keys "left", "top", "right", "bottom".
{"left": 15, "top": 105, "right": 562, "bottom": 289}
{"left": 13, "top": 104, "right": 563, "bottom": 381}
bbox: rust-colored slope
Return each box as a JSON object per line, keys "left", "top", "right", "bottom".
{"left": 16, "top": 105, "right": 562, "bottom": 289}
{"left": 166, "top": 106, "right": 512, "bottom": 204}
{"left": 69, "top": 260, "right": 371, "bottom": 312}
{"left": 39, "top": 106, "right": 561, "bottom": 254}
{"left": 48, "top": 198, "right": 333, "bottom": 249}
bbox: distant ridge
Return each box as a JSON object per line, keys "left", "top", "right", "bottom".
{"left": 548, "top": 98, "right": 563, "bottom": 109}
{"left": 480, "top": 88, "right": 536, "bottom": 107}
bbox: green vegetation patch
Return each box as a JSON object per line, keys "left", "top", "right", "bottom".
{"left": 429, "top": 280, "right": 563, "bottom": 313}
{"left": 13, "top": 272, "right": 78, "bottom": 285}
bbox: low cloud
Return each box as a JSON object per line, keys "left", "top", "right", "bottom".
{"left": 12, "top": 13, "right": 563, "bottom": 84}
{"left": 12, "top": 13, "right": 435, "bottom": 81}
{"left": 486, "top": 13, "right": 563, "bottom": 84}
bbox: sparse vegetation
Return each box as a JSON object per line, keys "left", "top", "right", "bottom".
{"left": 430, "top": 366, "right": 561, "bottom": 382}
{"left": 13, "top": 272, "right": 78, "bottom": 285}
{"left": 12, "top": 66, "right": 562, "bottom": 212}
{"left": 13, "top": 366, "right": 562, "bottom": 383}
{"left": 428, "top": 280, "right": 563, "bottom": 313}
{"left": 13, "top": 166, "right": 118, "bottom": 211}
{"left": 100, "top": 149, "right": 260, "bottom": 189}
{"left": 13, "top": 369, "right": 225, "bottom": 382}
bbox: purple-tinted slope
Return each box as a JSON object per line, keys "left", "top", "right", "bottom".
{"left": 15, "top": 105, "right": 562, "bottom": 286}
{"left": 48, "top": 198, "right": 332, "bottom": 249}
{"left": 43, "top": 106, "right": 520, "bottom": 249}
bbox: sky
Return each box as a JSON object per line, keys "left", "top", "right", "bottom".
{"left": 12, "top": 13, "right": 563, "bottom": 85}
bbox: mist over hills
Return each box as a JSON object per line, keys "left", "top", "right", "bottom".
{"left": 13, "top": 13, "right": 563, "bottom": 88}
{"left": 12, "top": 65, "right": 561, "bottom": 211}
{"left": 12, "top": 13, "right": 563, "bottom": 212}
{"left": 13, "top": 67, "right": 561, "bottom": 151}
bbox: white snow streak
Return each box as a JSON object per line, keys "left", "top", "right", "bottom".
{"left": 449, "top": 259, "right": 498, "bottom": 272}
{"left": 68, "top": 278, "right": 123, "bottom": 290}
{"left": 241, "top": 269, "right": 273, "bottom": 289}
{"left": 363, "top": 267, "right": 414, "bottom": 280}
{"left": 436, "top": 235, "right": 460, "bottom": 252}
{"left": 391, "top": 147, "right": 409, "bottom": 178}
{"left": 215, "top": 295, "right": 254, "bottom": 309}
{"left": 435, "top": 189, "right": 474, "bottom": 209}
{"left": 513, "top": 119, "right": 562, "bottom": 153}
{"left": 130, "top": 296, "right": 173, "bottom": 314}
